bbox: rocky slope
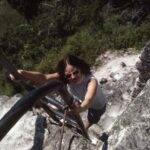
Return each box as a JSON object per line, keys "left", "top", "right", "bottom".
{"left": 0, "top": 50, "right": 150, "bottom": 150}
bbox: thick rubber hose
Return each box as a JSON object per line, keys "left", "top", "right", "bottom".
{"left": 0, "top": 80, "right": 62, "bottom": 141}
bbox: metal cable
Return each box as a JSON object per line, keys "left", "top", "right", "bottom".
{"left": 58, "top": 106, "right": 68, "bottom": 150}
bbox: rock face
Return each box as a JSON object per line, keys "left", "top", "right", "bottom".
{"left": 0, "top": 51, "right": 150, "bottom": 150}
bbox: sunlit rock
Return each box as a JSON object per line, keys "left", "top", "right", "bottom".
{"left": 0, "top": 51, "right": 150, "bottom": 149}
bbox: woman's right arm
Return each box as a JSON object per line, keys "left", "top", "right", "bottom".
{"left": 11, "top": 69, "right": 60, "bottom": 84}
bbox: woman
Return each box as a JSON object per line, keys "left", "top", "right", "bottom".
{"left": 10, "top": 54, "right": 107, "bottom": 129}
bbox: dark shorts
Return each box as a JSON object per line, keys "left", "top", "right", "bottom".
{"left": 87, "top": 104, "right": 106, "bottom": 124}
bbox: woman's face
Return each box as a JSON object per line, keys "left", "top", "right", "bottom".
{"left": 65, "top": 64, "right": 82, "bottom": 84}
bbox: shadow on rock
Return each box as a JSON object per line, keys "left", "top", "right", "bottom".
{"left": 99, "top": 132, "right": 109, "bottom": 150}
{"left": 31, "top": 115, "right": 47, "bottom": 150}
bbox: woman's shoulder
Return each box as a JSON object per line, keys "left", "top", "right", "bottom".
{"left": 85, "top": 74, "right": 97, "bottom": 80}
{"left": 83, "top": 74, "right": 98, "bottom": 84}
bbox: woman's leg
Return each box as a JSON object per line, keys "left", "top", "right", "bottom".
{"left": 86, "top": 105, "right": 106, "bottom": 130}
{"left": 84, "top": 121, "right": 93, "bottom": 130}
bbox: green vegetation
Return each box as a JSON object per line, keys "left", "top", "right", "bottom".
{"left": 0, "top": 0, "right": 150, "bottom": 95}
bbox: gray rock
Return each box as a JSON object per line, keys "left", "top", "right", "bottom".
{"left": 0, "top": 56, "right": 150, "bottom": 150}
{"left": 100, "top": 78, "right": 108, "bottom": 84}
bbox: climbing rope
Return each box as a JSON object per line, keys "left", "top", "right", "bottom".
{"left": 58, "top": 105, "right": 68, "bottom": 150}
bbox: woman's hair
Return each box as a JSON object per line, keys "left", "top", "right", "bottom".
{"left": 56, "top": 54, "right": 91, "bottom": 83}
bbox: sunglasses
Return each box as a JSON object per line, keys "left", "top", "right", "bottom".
{"left": 65, "top": 70, "right": 80, "bottom": 79}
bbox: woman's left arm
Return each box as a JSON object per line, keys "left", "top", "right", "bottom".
{"left": 72, "top": 79, "right": 97, "bottom": 113}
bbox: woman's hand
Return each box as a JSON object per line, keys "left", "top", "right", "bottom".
{"left": 9, "top": 73, "right": 15, "bottom": 81}
{"left": 9, "top": 69, "right": 23, "bottom": 83}
{"left": 70, "top": 100, "right": 81, "bottom": 108}
{"left": 69, "top": 100, "right": 83, "bottom": 114}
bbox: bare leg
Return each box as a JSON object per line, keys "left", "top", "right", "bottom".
{"left": 84, "top": 121, "right": 93, "bottom": 130}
